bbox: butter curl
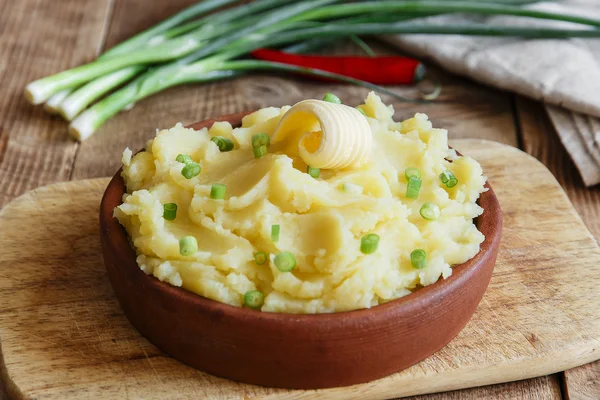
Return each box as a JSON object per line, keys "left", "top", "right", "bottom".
{"left": 272, "top": 100, "right": 372, "bottom": 169}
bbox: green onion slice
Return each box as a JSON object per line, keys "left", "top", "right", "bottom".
{"left": 440, "top": 170, "right": 458, "bottom": 188}
{"left": 405, "top": 167, "right": 421, "bottom": 181}
{"left": 356, "top": 107, "right": 367, "bottom": 116}
{"left": 254, "top": 251, "right": 267, "bottom": 265}
{"left": 411, "top": 249, "right": 427, "bottom": 269}
{"left": 210, "top": 183, "right": 226, "bottom": 199}
{"left": 360, "top": 233, "right": 380, "bottom": 254}
{"left": 244, "top": 290, "right": 264, "bottom": 309}
{"left": 253, "top": 145, "right": 267, "bottom": 159}
{"left": 323, "top": 92, "right": 341, "bottom": 104}
{"left": 274, "top": 252, "right": 296, "bottom": 272}
{"left": 181, "top": 162, "right": 201, "bottom": 179}
{"left": 179, "top": 236, "right": 198, "bottom": 256}
{"left": 210, "top": 136, "right": 234, "bottom": 152}
{"left": 251, "top": 133, "right": 270, "bottom": 148}
{"left": 176, "top": 154, "right": 193, "bottom": 164}
{"left": 163, "top": 203, "right": 177, "bottom": 220}
{"left": 271, "top": 224, "right": 280, "bottom": 242}
{"left": 420, "top": 202, "right": 440, "bottom": 221}
{"left": 406, "top": 176, "right": 422, "bottom": 199}
{"left": 307, "top": 165, "right": 320, "bottom": 178}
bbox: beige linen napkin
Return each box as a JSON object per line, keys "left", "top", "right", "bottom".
{"left": 383, "top": 0, "right": 600, "bottom": 186}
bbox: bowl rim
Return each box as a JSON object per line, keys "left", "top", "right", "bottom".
{"left": 101, "top": 111, "right": 502, "bottom": 323}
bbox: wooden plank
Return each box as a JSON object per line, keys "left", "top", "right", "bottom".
{"left": 515, "top": 96, "right": 600, "bottom": 400}
{"left": 515, "top": 97, "right": 600, "bottom": 240}
{"left": 564, "top": 362, "right": 600, "bottom": 400}
{"left": 2, "top": 140, "right": 600, "bottom": 399}
{"left": 0, "top": 0, "right": 113, "bottom": 207}
{"left": 406, "top": 374, "right": 562, "bottom": 400}
{"left": 0, "top": 1, "right": 571, "bottom": 399}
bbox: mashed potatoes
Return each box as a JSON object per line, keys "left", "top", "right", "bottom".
{"left": 115, "top": 92, "right": 486, "bottom": 313}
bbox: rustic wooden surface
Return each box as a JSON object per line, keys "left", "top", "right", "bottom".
{"left": 0, "top": 140, "right": 599, "bottom": 400}
{"left": 0, "top": 0, "right": 599, "bottom": 398}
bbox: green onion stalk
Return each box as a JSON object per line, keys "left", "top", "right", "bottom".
{"left": 56, "top": 0, "right": 341, "bottom": 127}
{"left": 54, "top": 0, "right": 306, "bottom": 119}
{"left": 26, "top": 0, "right": 316, "bottom": 105}
{"left": 70, "top": 22, "right": 600, "bottom": 139}
{"left": 42, "top": 0, "right": 241, "bottom": 113}
{"left": 25, "top": 0, "right": 600, "bottom": 141}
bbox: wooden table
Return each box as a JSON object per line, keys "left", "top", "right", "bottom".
{"left": 1, "top": 1, "right": 598, "bottom": 399}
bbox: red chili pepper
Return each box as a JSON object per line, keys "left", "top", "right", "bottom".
{"left": 251, "top": 49, "right": 425, "bottom": 85}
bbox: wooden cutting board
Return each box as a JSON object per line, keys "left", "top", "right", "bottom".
{"left": 0, "top": 139, "right": 599, "bottom": 400}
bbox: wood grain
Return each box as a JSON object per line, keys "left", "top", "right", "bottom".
{"left": 564, "top": 363, "right": 600, "bottom": 400}
{"left": 0, "top": 0, "right": 112, "bottom": 207}
{"left": 515, "top": 97, "right": 600, "bottom": 241}
{"left": 0, "top": 0, "right": 596, "bottom": 397}
{"left": 514, "top": 96, "right": 600, "bottom": 400}
{"left": 1, "top": 140, "right": 599, "bottom": 400}
{"left": 408, "top": 374, "right": 563, "bottom": 400}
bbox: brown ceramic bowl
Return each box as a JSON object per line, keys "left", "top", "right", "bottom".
{"left": 100, "top": 112, "right": 502, "bottom": 390}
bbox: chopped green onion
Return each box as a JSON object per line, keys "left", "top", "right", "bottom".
{"left": 251, "top": 133, "right": 270, "bottom": 148}
{"left": 244, "top": 290, "right": 264, "bottom": 309}
{"left": 307, "top": 165, "right": 320, "bottom": 178}
{"left": 163, "top": 203, "right": 178, "bottom": 220}
{"left": 360, "top": 233, "right": 380, "bottom": 254}
{"left": 356, "top": 107, "right": 367, "bottom": 116}
{"left": 405, "top": 167, "right": 421, "bottom": 181}
{"left": 179, "top": 236, "right": 198, "bottom": 256}
{"left": 323, "top": 92, "right": 341, "bottom": 104}
{"left": 274, "top": 252, "right": 296, "bottom": 272}
{"left": 254, "top": 251, "right": 267, "bottom": 265}
{"left": 181, "top": 162, "right": 201, "bottom": 179}
{"left": 210, "top": 183, "right": 227, "bottom": 199}
{"left": 411, "top": 249, "right": 427, "bottom": 269}
{"left": 254, "top": 145, "right": 267, "bottom": 159}
{"left": 420, "top": 202, "right": 440, "bottom": 221}
{"left": 271, "top": 224, "right": 280, "bottom": 242}
{"left": 176, "top": 154, "right": 193, "bottom": 164}
{"left": 406, "top": 176, "right": 422, "bottom": 199}
{"left": 210, "top": 136, "right": 234, "bottom": 152}
{"left": 342, "top": 182, "right": 363, "bottom": 195}
{"left": 440, "top": 170, "right": 458, "bottom": 188}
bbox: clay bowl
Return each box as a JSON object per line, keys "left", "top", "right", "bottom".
{"left": 100, "top": 111, "right": 502, "bottom": 390}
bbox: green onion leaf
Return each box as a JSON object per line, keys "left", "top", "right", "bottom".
{"left": 360, "top": 233, "right": 380, "bottom": 254}
{"left": 406, "top": 176, "right": 422, "bottom": 199}
{"left": 307, "top": 165, "right": 320, "bottom": 178}
{"left": 405, "top": 167, "right": 421, "bottom": 181}
{"left": 243, "top": 290, "right": 264, "bottom": 309}
{"left": 254, "top": 251, "right": 267, "bottom": 265}
{"left": 420, "top": 202, "right": 440, "bottom": 221}
{"left": 181, "top": 162, "right": 201, "bottom": 179}
{"left": 176, "top": 154, "right": 193, "bottom": 164}
{"left": 179, "top": 236, "right": 198, "bottom": 256}
{"left": 323, "top": 92, "right": 342, "bottom": 104}
{"left": 210, "top": 136, "right": 234, "bottom": 152}
{"left": 271, "top": 224, "right": 280, "bottom": 242}
{"left": 274, "top": 252, "right": 296, "bottom": 272}
{"left": 163, "top": 203, "right": 178, "bottom": 220}
{"left": 251, "top": 133, "right": 270, "bottom": 148}
{"left": 210, "top": 183, "right": 227, "bottom": 199}
{"left": 253, "top": 145, "right": 267, "bottom": 159}
{"left": 440, "top": 170, "right": 458, "bottom": 188}
{"left": 411, "top": 249, "right": 427, "bottom": 269}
